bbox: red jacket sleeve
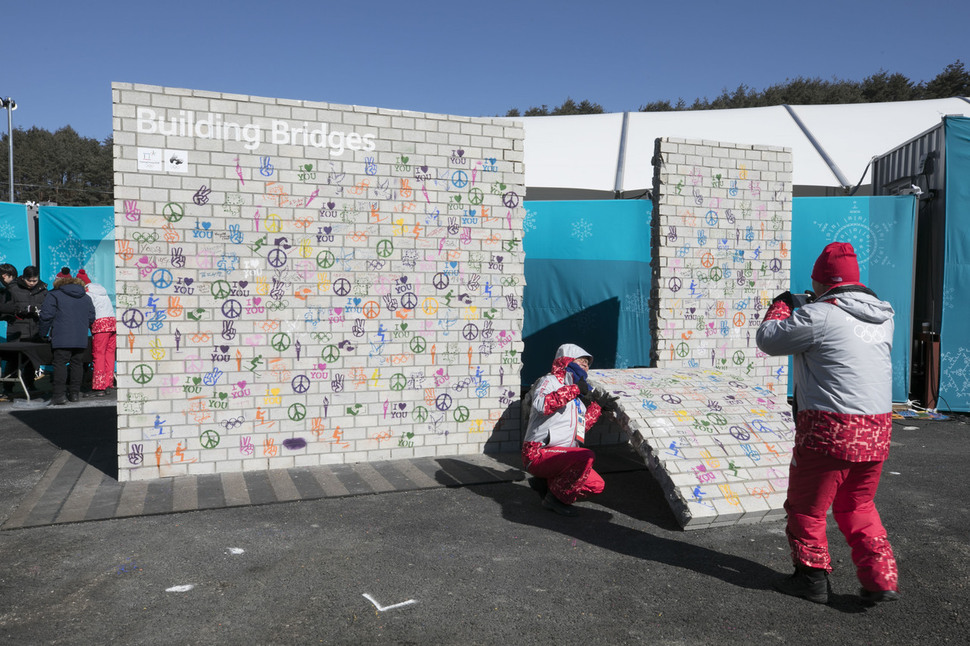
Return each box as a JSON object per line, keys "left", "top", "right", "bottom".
{"left": 543, "top": 384, "right": 580, "bottom": 416}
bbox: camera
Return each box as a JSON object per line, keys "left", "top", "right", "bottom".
{"left": 791, "top": 291, "right": 815, "bottom": 308}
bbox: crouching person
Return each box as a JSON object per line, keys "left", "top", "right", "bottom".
{"left": 522, "top": 343, "right": 617, "bottom": 516}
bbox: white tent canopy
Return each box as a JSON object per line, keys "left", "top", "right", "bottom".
{"left": 522, "top": 97, "right": 970, "bottom": 192}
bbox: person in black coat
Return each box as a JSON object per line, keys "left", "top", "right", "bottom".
{"left": 5, "top": 266, "right": 49, "bottom": 394}
{"left": 39, "top": 275, "right": 95, "bottom": 405}
{"left": 0, "top": 263, "right": 19, "bottom": 401}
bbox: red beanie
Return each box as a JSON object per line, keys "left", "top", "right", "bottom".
{"left": 56, "top": 267, "right": 72, "bottom": 280}
{"left": 812, "top": 242, "right": 860, "bottom": 286}
{"left": 77, "top": 268, "right": 91, "bottom": 285}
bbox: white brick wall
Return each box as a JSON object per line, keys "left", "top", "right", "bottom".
{"left": 112, "top": 83, "right": 525, "bottom": 481}
{"left": 652, "top": 137, "right": 792, "bottom": 394}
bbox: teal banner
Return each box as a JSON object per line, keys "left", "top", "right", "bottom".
{"left": 522, "top": 200, "right": 652, "bottom": 386}
{"left": 0, "top": 202, "right": 35, "bottom": 339}
{"left": 791, "top": 196, "right": 917, "bottom": 402}
{"left": 37, "top": 206, "right": 115, "bottom": 305}
{"left": 941, "top": 117, "right": 970, "bottom": 411}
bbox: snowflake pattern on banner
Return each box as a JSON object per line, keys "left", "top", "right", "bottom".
{"left": 522, "top": 209, "right": 538, "bottom": 233}
{"left": 571, "top": 218, "right": 593, "bottom": 242}
{"left": 0, "top": 223, "right": 17, "bottom": 240}
{"left": 47, "top": 233, "right": 99, "bottom": 272}
{"left": 941, "top": 346, "right": 970, "bottom": 403}
{"left": 622, "top": 290, "right": 650, "bottom": 314}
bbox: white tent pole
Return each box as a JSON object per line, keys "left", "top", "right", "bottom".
{"left": 782, "top": 104, "right": 850, "bottom": 189}
{"left": 613, "top": 111, "right": 630, "bottom": 197}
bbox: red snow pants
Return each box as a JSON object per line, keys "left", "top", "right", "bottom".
{"left": 91, "top": 330, "right": 116, "bottom": 391}
{"left": 522, "top": 442, "right": 605, "bottom": 505}
{"left": 784, "top": 444, "right": 899, "bottom": 592}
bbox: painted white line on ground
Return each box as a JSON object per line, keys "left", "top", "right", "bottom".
{"left": 166, "top": 584, "right": 195, "bottom": 593}
{"left": 362, "top": 593, "right": 417, "bottom": 612}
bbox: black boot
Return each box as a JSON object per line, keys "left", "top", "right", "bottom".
{"left": 527, "top": 477, "right": 549, "bottom": 499}
{"left": 859, "top": 588, "right": 900, "bottom": 604}
{"left": 774, "top": 565, "right": 830, "bottom": 604}
{"left": 541, "top": 492, "right": 577, "bottom": 517}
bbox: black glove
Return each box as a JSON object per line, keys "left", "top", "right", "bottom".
{"left": 771, "top": 291, "right": 794, "bottom": 309}
{"left": 599, "top": 393, "right": 620, "bottom": 412}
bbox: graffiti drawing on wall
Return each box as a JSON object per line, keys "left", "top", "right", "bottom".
{"left": 113, "top": 84, "right": 525, "bottom": 480}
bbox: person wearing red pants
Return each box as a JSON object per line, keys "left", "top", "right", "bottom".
{"left": 522, "top": 343, "right": 617, "bottom": 516}
{"left": 77, "top": 269, "right": 116, "bottom": 396}
{"left": 757, "top": 242, "right": 899, "bottom": 605}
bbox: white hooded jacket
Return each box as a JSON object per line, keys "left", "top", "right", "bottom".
{"left": 523, "top": 343, "right": 595, "bottom": 448}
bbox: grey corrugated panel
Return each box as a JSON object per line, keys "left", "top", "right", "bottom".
{"left": 872, "top": 120, "right": 946, "bottom": 194}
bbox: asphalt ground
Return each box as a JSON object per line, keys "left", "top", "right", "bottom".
{"left": 1, "top": 400, "right": 968, "bottom": 645}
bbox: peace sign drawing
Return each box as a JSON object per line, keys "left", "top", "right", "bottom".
{"left": 333, "top": 278, "right": 352, "bottom": 297}
{"left": 400, "top": 292, "right": 418, "bottom": 310}
{"left": 316, "top": 250, "right": 336, "bottom": 269}
{"left": 413, "top": 406, "right": 429, "bottom": 423}
{"left": 376, "top": 239, "right": 394, "bottom": 259}
{"left": 435, "top": 393, "right": 453, "bottom": 411}
{"left": 131, "top": 364, "right": 154, "bottom": 385}
{"left": 389, "top": 373, "right": 407, "bottom": 391}
{"left": 291, "top": 374, "right": 311, "bottom": 394}
{"left": 151, "top": 269, "right": 173, "bottom": 290}
{"left": 221, "top": 299, "right": 242, "bottom": 319}
{"left": 200, "top": 430, "right": 221, "bottom": 449}
{"left": 321, "top": 345, "right": 340, "bottom": 363}
{"left": 162, "top": 202, "right": 184, "bottom": 223}
{"left": 210, "top": 280, "right": 232, "bottom": 300}
{"left": 288, "top": 403, "right": 307, "bottom": 421}
{"left": 271, "top": 332, "right": 291, "bottom": 352}
{"left": 121, "top": 308, "right": 144, "bottom": 329}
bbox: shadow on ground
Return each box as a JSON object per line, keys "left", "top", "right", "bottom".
{"left": 10, "top": 406, "right": 118, "bottom": 480}
{"left": 434, "top": 455, "right": 870, "bottom": 613}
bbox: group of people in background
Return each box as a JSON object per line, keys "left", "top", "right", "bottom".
{"left": 0, "top": 264, "right": 116, "bottom": 405}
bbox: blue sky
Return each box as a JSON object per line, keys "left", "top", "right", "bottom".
{"left": 2, "top": 0, "right": 967, "bottom": 141}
